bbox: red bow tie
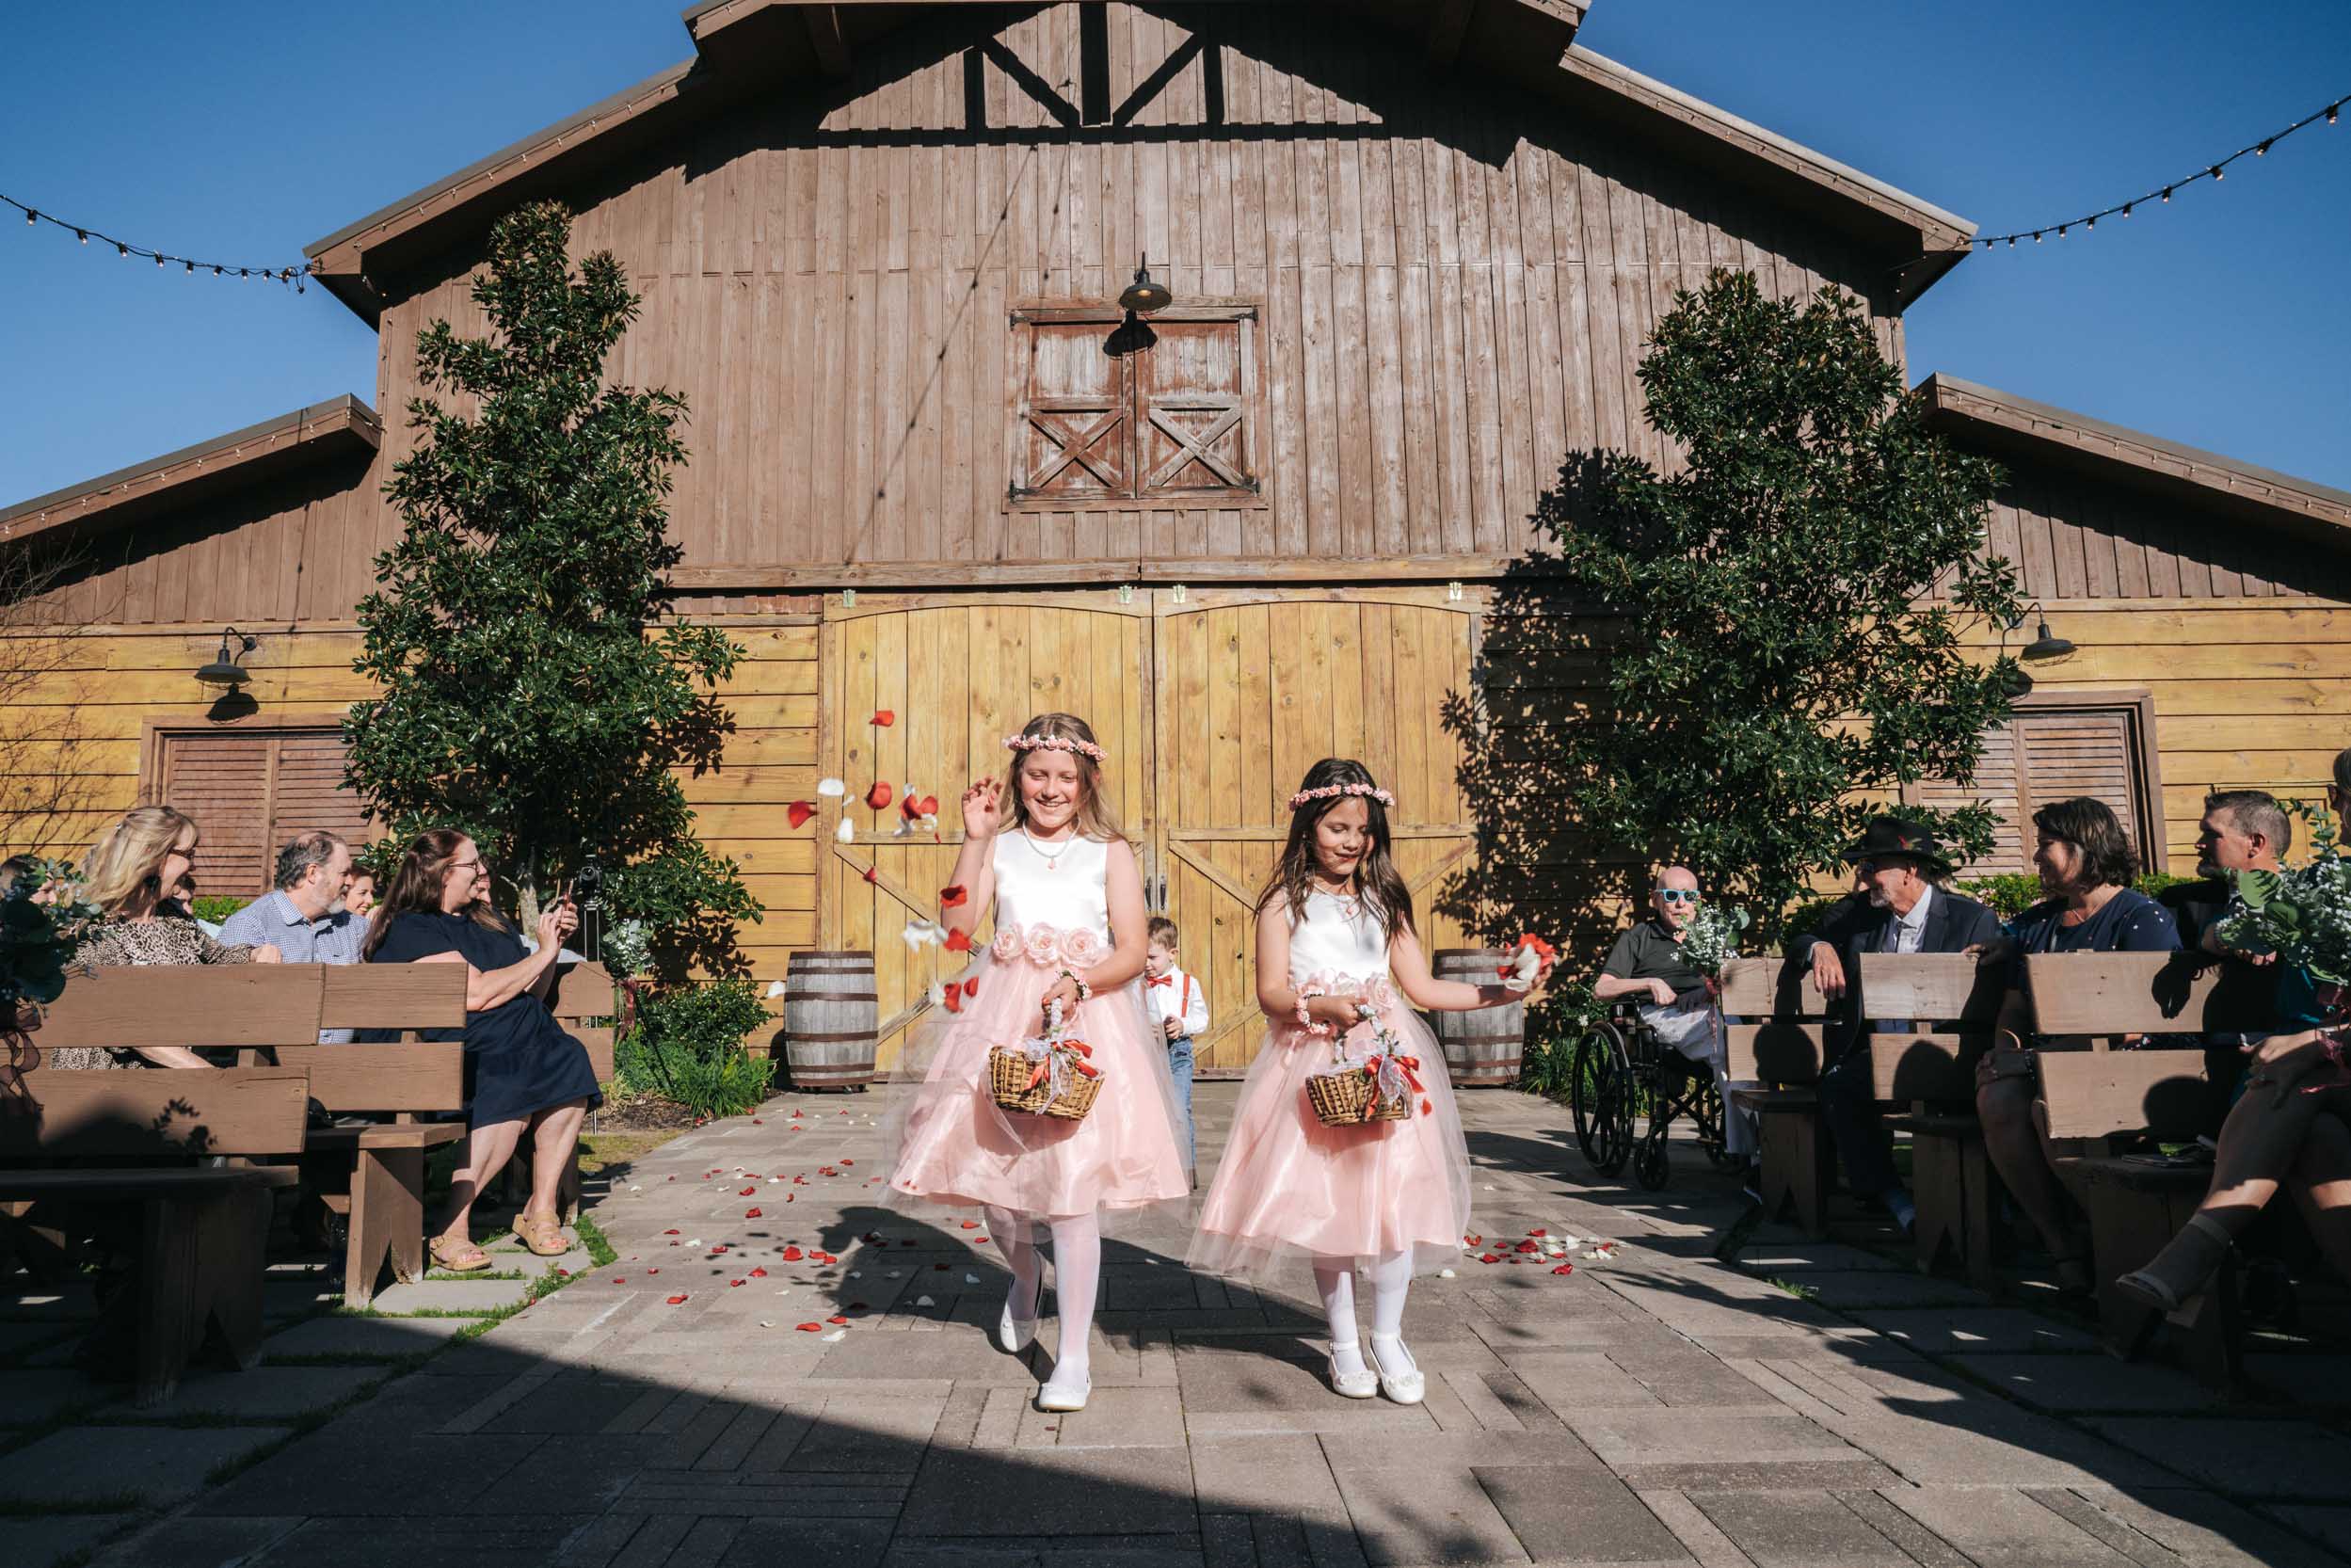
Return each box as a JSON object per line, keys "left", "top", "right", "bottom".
{"left": 1146, "top": 974, "right": 1174, "bottom": 987}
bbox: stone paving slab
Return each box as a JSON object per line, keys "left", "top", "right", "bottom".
{"left": 24, "top": 1081, "right": 2351, "bottom": 1568}
{"left": 5, "top": 1423, "right": 290, "bottom": 1507}
{"left": 0, "top": 1367, "right": 110, "bottom": 1425}
{"left": 99, "top": 1363, "right": 383, "bottom": 1420}
{"left": 369, "top": 1274, "right": 543, "bottom": 1316}
{"left": 18, "top": 1512, "right": 128, "bottom": 1568}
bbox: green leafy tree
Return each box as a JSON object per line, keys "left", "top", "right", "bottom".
{"left": 1454, "top": 269, "right": 2024, "bottom": 949}
{"left": 344, "top": 200, "right": 760, "bottom": 980}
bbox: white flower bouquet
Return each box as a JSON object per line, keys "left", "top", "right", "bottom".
{"left": 1677, "top": 900, "right": 1747, "bottom": 978}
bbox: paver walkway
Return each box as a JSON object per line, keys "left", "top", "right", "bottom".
{"left": 16, "top": 1082, "right": 2351, "bottom": 1567}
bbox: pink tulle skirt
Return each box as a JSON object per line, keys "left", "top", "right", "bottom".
{"left": 1188, "top": 999, "right": 1473, "bottom": 1281}
{"left": 884, "top": 950, "right": 1190, "bottom": 1226}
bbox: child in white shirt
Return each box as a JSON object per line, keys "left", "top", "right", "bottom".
{"left": 1144, "top": 915, "right": 1210, "bottom": 1177}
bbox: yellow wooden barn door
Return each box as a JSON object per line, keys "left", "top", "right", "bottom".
{"left": 1151, "top": 589, "right": 1483, "bottom": 1076}
{"left": 820, "top": 594, "right": 1154, "bottom": 1067}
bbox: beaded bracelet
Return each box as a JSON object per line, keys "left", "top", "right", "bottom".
{"left": 1296, "top": 983, "right": 1332, "bottom": 1036}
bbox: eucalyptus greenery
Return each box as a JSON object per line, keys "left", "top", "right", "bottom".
{"left": 344, "top": 200, "right": 760, "bottom": 981}
{"left": 1493, "top": 269, "right": 2025, "bottom": 946}
{"left": 1, "top": 859, "right": 104, "bottom": 1017}
{"left": 2216, "top": 806, "right": 2351, "bottom": 984}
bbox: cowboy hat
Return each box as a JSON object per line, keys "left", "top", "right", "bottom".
{"left": 1843, "top": 816, "right": 1954, "bottom": 878}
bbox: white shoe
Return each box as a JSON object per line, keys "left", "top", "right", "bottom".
{"left": 998, "top": 1298, "right": 1038, "bottom": 1354}
{"left": 1328, "top": 1347, "right": 1378, "bottom": 1400}
{"left": 1368, "top": 1336, "right": 1425, "bottom": 1405}
{"left": 1036, "top": 1369, "right": 1091, "bottom": 1412}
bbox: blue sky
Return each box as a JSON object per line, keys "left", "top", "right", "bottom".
{"left": 3, "top": 1, "right": 2345, "bottom": 505}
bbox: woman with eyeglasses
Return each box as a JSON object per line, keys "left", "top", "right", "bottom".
{"left": 364, "top": 829, "right": 601, "bottom": 1272}
{"left": 1976, "top": 796, "right": 2179, "bottom": 1294}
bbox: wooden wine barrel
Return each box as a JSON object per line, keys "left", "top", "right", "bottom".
{"left": 1431, "top": 949, "right": 1523, "bottom": 1088}
{"left": 782, "top": 952, "right": 878, "bottom": 1091}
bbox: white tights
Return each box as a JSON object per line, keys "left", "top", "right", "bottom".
{"left": 987, "top": 1207, "right": 1101, "bottom": 1387}
{"left": 1316, "top": 1250, "right": 1414, "bottom": 1375}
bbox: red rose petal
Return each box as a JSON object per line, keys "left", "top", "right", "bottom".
{"left": 667, "top": 1294, "right": 689, "bottom": 1304}
{"left": 941, "top": 986, "right": 964, "bottom": 1013}
{"left": 960, "top": 1220, "right": 978, "bottom": 1229}
{"left": 1551, "top": 1263, "right": 1575, "bottom": 1275}
{"left": 648, "top": 1269, "right": 660, "bottom": 1274}
{"left": 780, "top": 1246, "right": 803, "bottom": 1260}
{"left": 788, "top": 801, "right": 816, "bottom": 828}
{"left": 975, "top": 1235, "right": 989, "bottom": 1243}
{"left": 964, "top": 978, "right": 981, "bottom": 997}
{"left": 1479, "top": 1253, "right": 1500, "bottom": 1263}
{"left": 841, "top": 1159, "right": 854, "bottom": 1166}
{"left": 939, "top": 884, "right": 968, "bottom": 907}
{"left": 745, "top": 1208, "right": 763, "bottom": 1219}
{"left": 865, "top": 781, "right": 893, "bottom": 810}
{"left": 796, "top": 1321, "right": 823, "bottom": 1332}
{"left": 827, "top": 1315, "right": 848, "bottom": 1324}
{"left": 872, "top": 711, "right": 895, "bottom": 727}
{"left": 750, "top": 1266, "right": 768, "bottom": 1277}
{"left": 664, "top": 1229, "right": 680, "bottom": 1236}
{"left": 862, "top": 866, "right": 878, "bottom": 884}
{"left": 740, "top": 1186, "right": 757, "bottom": 1196}
{"left": 730, "top": 1279, "right": 745, "bottom": 1288}
{"left": 935, "top": 1262, "right": 950, "bottom": 1271}
{"left": 613, "top": 1276, "right": 625, "bottom": 1283}
{"left": 1515, "top": 1240, "right": 1540, "bottom": 1254}
{"left": 916, "top": 795, "right": 938, "bottom": 817}
{"left": 1529, "top": 1228, "right": 1547, "bottom": 1238}
{"left": 944, "top": 929, "right": 972, "bottom": 952}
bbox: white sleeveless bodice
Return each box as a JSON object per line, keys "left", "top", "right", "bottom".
{"left": 992, "top": 830, "right": 1112, "bottom": 938}
{"left": 1289, "top": 888, "right": 1391, "bottom": 986}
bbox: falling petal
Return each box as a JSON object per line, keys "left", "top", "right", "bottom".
{"left": 787, "top": 801, "right": 816, "bottom": 828}
{"left": 817, "top": 777, "right": 846, "bottom": 797}
{"left": 836, "top": 818, "right": 856, "bottom": 843}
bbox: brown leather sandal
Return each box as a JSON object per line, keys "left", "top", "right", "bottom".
{"left": 511, "top": 1212, "right": 568, "bottom": 1256}
{"left": 429, "top": 1234, "right": 493, "bottom": 1273}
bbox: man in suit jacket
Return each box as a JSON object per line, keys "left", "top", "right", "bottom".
{"left": 1799, "top": 817, "right": 2005, "bottom": 1234}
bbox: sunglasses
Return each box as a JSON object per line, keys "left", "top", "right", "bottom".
{"left": 1655, "top": 888, "right": 1699, "bottom": 904}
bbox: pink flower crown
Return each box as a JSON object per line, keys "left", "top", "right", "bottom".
{"left": 1004, "top": 732, "right": 1107, "bottom": 762}
{"left": 1287, "top": 782, "right": 1397, "bottom": 810}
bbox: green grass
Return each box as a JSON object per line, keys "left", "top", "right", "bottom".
{"left": 1765, "top": 1276, "right": 1823, "bottom": 1303}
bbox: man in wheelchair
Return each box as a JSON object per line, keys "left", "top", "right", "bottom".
{"left": 1592, "top": 866, "right": 1759, "bottom": 1176}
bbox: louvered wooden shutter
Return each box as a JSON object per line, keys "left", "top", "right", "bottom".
{"left": 1137, "top": 317, "right": 1256, "bottom": 499}
{"left": 1906, "top": 702, "right": 2152, "bottom": 876}
{"left": 158, "top": 728, "right": 372, "bottom": 896}
{"left": 162, "top": 736, "right": 274, "bottom": 894}
{"left": 1013, "top": 321, "right": 1129, "bottom": 501}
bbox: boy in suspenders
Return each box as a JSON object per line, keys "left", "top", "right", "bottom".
{"left": 1144, "top": 915, "right": 1210, "bottom": 1183}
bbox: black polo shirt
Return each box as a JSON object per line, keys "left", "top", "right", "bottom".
{"left": 1602, "top": 918, "right": 1704, "bottom": 996}
{"left": 2158, "top": 877, "right": 2231, "bottom": 952}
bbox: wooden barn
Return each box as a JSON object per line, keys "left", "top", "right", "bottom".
{"left": 5, "top": 0, "right": 2347, "bottom": 1073}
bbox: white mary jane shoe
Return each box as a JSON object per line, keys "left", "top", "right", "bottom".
{"left": 1328, "top": 1346, "right": 1378, "bottom": 1400}
{"left": 1036, "top": 1370, "right": 1091, "bottom": 1413}
{"left": 1368, "top": 1336, "right": 1425, "bottom": 1405}
{"left": 998, "top": 1298, "right": 1039, "bottom": 1354}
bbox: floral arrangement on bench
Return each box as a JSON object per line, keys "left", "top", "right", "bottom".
{"left": 2, "top": 859, "right": 104, "bottom": 1090}
{"left": 2216, "top": 806, "right": 2351, "bottom": 1036}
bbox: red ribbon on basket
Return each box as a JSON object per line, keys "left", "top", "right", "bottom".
{"left": 1362, "top": 1052, "right": 1426, "bottom": 1095}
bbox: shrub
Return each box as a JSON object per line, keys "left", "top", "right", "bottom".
{"left": 189, "top": 894, "right": 254, "bottom": 924}
{"left": 616, "top": 976, "right": 773, "bottom": 1118}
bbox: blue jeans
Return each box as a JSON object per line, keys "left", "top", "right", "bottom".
{"left": 1167, "top": 1034, "right": 1196, "bottom": 1172}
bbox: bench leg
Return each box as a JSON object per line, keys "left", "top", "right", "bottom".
{"left": 1910, "top": 1131, "right": 2000, "bottom": 1291}
{"left": 1756, "top": 1110, "right": 1830, "bottom": 1239}
{"left": 344, "top": 1147, "right": 425, "bottom": 1311}
{"left": 135, "top": 1184, "right": 271, "bottom": 1407}
{"left": 1960, "top": 1135, "right": 1998, "bottom": 1294}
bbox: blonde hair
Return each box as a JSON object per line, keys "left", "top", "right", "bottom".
{"left": 81, "top": 806, "right": 199, "bottom": 916}
{"left": 1001, "top": 712, "right": 1125, "bottom": 844}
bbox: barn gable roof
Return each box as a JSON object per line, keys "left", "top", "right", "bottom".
{"left": 1920, "top": 374, "right": 2351, "bottom": 543}
{"left": 0, "top": 396, "right": 379, "bottom": 550}
{"left": 305, "top": 0, "right": 1974, "bottom": 325}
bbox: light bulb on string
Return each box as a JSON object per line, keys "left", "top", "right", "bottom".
{"left": 118, "top": 242, "right": 128, "bottom": 258}
{"left": 2162, "top": 187, "right": 2172, "bottom": 202}
{"left": 2211, "top": 165, "right": 2225, "bottom": 181}
{"left": 24, "top": 209, "right": 35, "bottom": 225}
{"left": 74, "top": 229, "right": 86, "bottom": 244}
{"left": 2257, "top": 139, "right": 2273, "bottom": 156}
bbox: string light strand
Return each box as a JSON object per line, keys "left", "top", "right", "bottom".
{"left": 2, "top": 192, "right": 312, "bottom": 291}
{"left": 1975, "top": 91, "right": 2345, "bottom": 251}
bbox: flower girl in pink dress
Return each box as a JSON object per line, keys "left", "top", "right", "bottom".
{"left": 1190, "top": 758, "right": 1549, "bottom": 1403}
{"left": 887, "top": 712, "right": 1190, "bottom": 1413}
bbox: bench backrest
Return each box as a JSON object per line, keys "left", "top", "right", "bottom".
{"left": 269, "top": 1044, "right": 465, "bottom": 1112}
{"left": 320, "top": 963, "right": 469, "bottom": 1034}
{"left": 1720, "top": 957, "right": 1829, "bottom": 1086}
{"left": 1, "top": 1066, "right": 311, "bottom": 1160}
{"left": 2025, "top": 952, "right": 2274, "bottom": 1038}
{"left": 2025, "top": 953, "right": 2238, "bottom": 1141}
{"left": 38, "top": 966, "right": 327, "bottom": 1051}
{"left": 1862, "top": 952, "right": 2002, "bottom": 1103}
{"left": 547, "top": 962, "right": 618, "bottom": 1081}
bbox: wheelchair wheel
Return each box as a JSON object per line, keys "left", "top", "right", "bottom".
{"left": 1634, "top": 1127, "right": 1672, "bottom": 1192}
{"left": 1568, "top": 1021, "right": 1628, "bottom": 1170}
{"left": 1591, "top": 1068, "right": 1633, "bottom": 1177}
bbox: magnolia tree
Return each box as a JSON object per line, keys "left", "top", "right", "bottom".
{"left": 344, "top": 200, "right": 760, "bottom": 980}
{"left": 1451, "top": 269, "right": 2024, "bottom": 949}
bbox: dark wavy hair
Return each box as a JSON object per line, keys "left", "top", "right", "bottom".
{"left": 1255, "top": 758, "right": 1414, "bottom": 944}
{"left": 363, "top": 828, "right": 511, "bottom": 960}
{"left": 2031, "top": 796, "right": 2138, "bottom": 890}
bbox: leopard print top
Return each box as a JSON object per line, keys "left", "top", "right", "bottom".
{"left": 47, "top": 918, "right": 256, "bottom": 1071}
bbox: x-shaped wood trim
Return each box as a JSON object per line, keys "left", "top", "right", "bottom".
{"left": 1026, "top": 408, "right": 1125, "bottom": 489}
{"left": 1144, "top": 403, "right": 1243, "bottom": 489}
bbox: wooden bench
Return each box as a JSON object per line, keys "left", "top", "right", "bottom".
{"left": 1722, "top": 957, "right": 1833, "bottom": 1237}
{"left": 2025, "top": 950, "right": 2271, "bottom": 1384}
{"left": 277, "top": 964, "right": 472, "bottom": 1307}
{"left": 2, "top": 970, "right": 315, "bottom": 1403}
{"left": 1863, "top": 952, "right": 2003, "bottom": 1286}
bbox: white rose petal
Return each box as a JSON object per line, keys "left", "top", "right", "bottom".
{"left": 915, "top": 1294, "right": 936, "bottom": 1306}
{"left": 821, "top": 1329, "right": 847, "bottom": 1342}
{"left": 964, "top": 1273, "right": 979, "bottom": 1285}
{"left": 817, "top": 777, "right": 846, "bottom": 797}
{"left": 836, "top": 819, "right": 856, "bottom": 843}
{"left": 760, "top": 1320, "right": 776, "bottom": 1328}
{"left": 1438, "top": 1268, "right": 1456, "bottom": 1279}
{"left": 849, "top": 1270, "right": 862, "bottom": 1278}
{"left": 765, "top": 981, "right": 786, "bottom": 999}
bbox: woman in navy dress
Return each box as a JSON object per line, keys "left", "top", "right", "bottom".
{"left": 365, "top": 828, "right": 602, "bottom": 1272}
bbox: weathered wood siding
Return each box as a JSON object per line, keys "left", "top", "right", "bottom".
{"left": 360, "top": 0, "right": 1896, "bottom": 602}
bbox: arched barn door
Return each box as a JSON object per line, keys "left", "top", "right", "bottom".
{"left": 1149, "top": 588, "right": 1483, "bottom": 1075}
{"left": 818, "top": 593, "right": 1155, "bottom": 1067}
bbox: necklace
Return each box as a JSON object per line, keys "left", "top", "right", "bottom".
{"left": 1312, "top": 876, "right": 1362, "bottom": 917}
{"left": 1022, "top": 827, "right": 1075, "bottom": 872}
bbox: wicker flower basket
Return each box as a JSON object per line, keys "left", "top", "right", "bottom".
{"left": 1304, "top": 1065, "right": 1408, "bottom": 1127}
{"left": 987, "top": 1042, "right": 1102, "bottom": 1121}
